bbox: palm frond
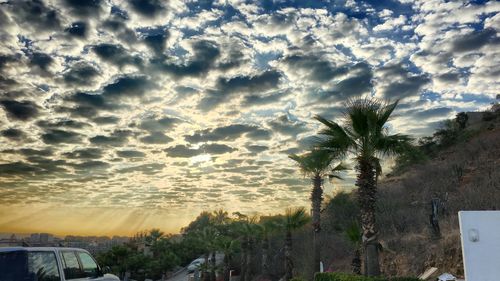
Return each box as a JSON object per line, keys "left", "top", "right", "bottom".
{"left": 284, "top": 207, "right": 311, "bottom": 230}
{"left": 375, "top": 133, "right": 413, "bottom": 156}
{"left": 377, "top": 100, "right": 399, "bottom": 128}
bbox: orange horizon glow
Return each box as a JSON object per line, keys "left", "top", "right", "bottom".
{"left": 0, "top": 204, "right": 192, "bottom": 237}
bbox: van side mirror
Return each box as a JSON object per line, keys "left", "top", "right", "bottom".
{"left": 101, "top": 266, "right": 111, "bottom": 274}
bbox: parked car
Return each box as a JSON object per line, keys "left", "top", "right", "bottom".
{"left": 187, "top": 258, "right": 205, "bottom": 273}
{"left": 0, "top": 247, "right": 119, "bottom": 281}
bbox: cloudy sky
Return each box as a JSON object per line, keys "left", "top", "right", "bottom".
{"left": 0, "top": 0, "right": 498, "bottom": 236}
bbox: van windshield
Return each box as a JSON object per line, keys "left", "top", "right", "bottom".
{"left": 0, "top": 251, "right": 29, "bottom": 281}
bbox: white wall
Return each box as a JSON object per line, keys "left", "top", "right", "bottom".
{"left": 459, "top": 211, "right": 500, "bottom": 281}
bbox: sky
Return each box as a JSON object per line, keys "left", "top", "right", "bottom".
{"left": 0, "top": 0, "right": 498, "bottom": 236}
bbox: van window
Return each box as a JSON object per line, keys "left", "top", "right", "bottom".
{"left": 77, "top": 252, "right": 99, "bottom": 278}
{"left": 61, "top": 251, "right": 84, "bottom": 280}
{"left": 27, "top": 252, "right": 61, "bottom": 281}
{"left": 0, "top": 251, "right": 29, "bottom": 281}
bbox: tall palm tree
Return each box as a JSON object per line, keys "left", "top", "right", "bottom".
{"left": 315, "top": 98, "right": 411, "bottom": 276}
{"left": 289, "top": 150, "right": 346, "bottom": 273}
{"left": 282, "top": 208, "right": 310, "bottom": 281}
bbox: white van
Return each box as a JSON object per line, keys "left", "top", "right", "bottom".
{"left": 0, "top": 247, "right": 119, "bottom": 281}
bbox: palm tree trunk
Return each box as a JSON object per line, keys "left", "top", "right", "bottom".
{"left": 204, "top": 253, "right": 210, "bottom": 281}
{"left": 284, "top": 230, "right": 293, "bottom": 281}
{"left": 245, "top": 238, "right": 252, "bottom": 281}
{"left": 311, "top": 174, "right": 323, "bottom": 273}
{"left": 261, "top": 235, "right": 269, "bottom": 276}
{"left": 211, "top": 251, "right": 216, "bottom": 281}
{"left": 240, "top": 241, "right": 247, "bottom": 281}
{"left": 223, "top": 254, "right": 230, "bottom": 281}
{"left": 356, "top": 158, "right": 380, "bottom": 276}
{"left": 351, "top": 249, "right": 361, "bottom": 275}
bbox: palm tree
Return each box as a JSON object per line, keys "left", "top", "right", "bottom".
{"left": 234, "top": 214, "right": 259, "bottom": 281}
{"left": 344, "top": 221, "right": 362, "bottom": 275}
{"left": 197, "top": 227, "right": 218, "bottom": 281}
{"left": 282, "top": 208, "right": 310, "bottom": 281}
{"left": 289, "top": 150, "right": 346, "bottom": 273}
{"left": 217, "top": 236, "right": 240, "bottom": 281}
{"left": 258, "top": 215, "right": 282, "bottom": 276}
{"left": 315, "top": 98, "right": 411, "bottom": 276}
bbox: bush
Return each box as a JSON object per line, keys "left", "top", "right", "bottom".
{"left": 291, "top": 277, "right": 307, "bottom": 281}
{"left": 314, "top": 272, "right": 420, "bottom": 281}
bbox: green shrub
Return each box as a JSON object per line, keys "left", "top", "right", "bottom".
{"left": 291, "top": 277, "right": 307, "bottom": 281}
{"left": 314, "top": 272, "right": 419, "bottom": 281}
{"left": 391, "top": 275, "right": 419, "bottom": 281}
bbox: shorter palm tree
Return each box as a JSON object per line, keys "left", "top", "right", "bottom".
{"left": 258, "top": 216, "right": 282, "bottom": 276}
{"left": 282, "top": 208, "right": 310, "bottom": 281}
{"left": 289, "top": 150, "right": 347, "bottom": 273}
{"left": 217, "top": 236, "right": 240, "bottom": 281}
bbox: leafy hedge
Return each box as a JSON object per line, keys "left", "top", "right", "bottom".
{"left": 315, "top": 272, "right": 420, "bottom": 281}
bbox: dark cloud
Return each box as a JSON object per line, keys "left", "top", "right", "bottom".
{"left": 37, "top": 119, "right": 90, "bottom": 129}
{"left": 153, "top": 40, "right": 220, "bottom": 77}
{"left": 1, "top": 128, "right": 25, "bottom": 141}
{"left": 199, "top": 70, "right": 282, "bottom": 110}
{"left": 245, "top": 145, "right": 268, "bottom": 153}
{"left": 379, "top": 64, "right": 430, "bottom": 99}
{"left": 117, "top": 150, "right": 145, "bottom": 158}
{"left": 41, "top": 129, "right": 81, "bottom": 144}
{"left": 138, "top": 116, "right": 180, "bottom": 131}
{"left": 0, "top": 162, "right": 40, "bottom": 177}
{"left": 200, "top": 143, "right": 236, "bottom": 154}
{"left": 165, "top": 145, "right": 200, "bottom": 158}
{"left": 242, "top": 91, "right": 289, "bottom": 106}
{"left": 63, "top": 0, "right": 102, "bottom": 16}
{"left": 29, "top": 52, "right": 53, "bottom": 72}
{"left": 0, "top": 53, "right": 20, "bottom": 72}
{"left": 139, "top": 132, "right": 173, "bottom": 144}
{"left": 101, "top": 16, "right": 137, "bottom": 44}
{"left": 63, "top": 61, "right": 100, "bottom": 85}
{"left": 102, "top": 75, "right": 153, "bottom": 98}
{"left": 64, "top": 75, "right": 153, "bottom": 117}
{"left": 452, "top": 28, "right": 498, "bottom": 53}
{"left": 18, "top": 148, "right": 54, "bottom": 157}
{"left": 3, "top": 0, "right": 61, "bottom": 32}
{"left": 92, "top": 43, "right": 143, "bottom": 67}
{"left": 383, "top": 75, "right": 430, "bottom": 99}
{"left": 93, "top": 116, "right": 120, "bottom": 124}
{"left": 246, "top": 129, "right": 272, "bottom": 140}
{"left": 185, "top": 124, "right": 265, "bottom": 143}
{"left": 128, "top": 0, "right": 166, "bottom": 17}
{"left": 72, "top": 160, "right": 110, "bottom": 170}
{"left": 281, "top": 54, "right": 348, "bottom": 82}
{"left": 0, "top": 100, "right": 40, "bottom": 121}
{"left": 116, "top": 163, "right": 164, "bottom": 174}
{"left": 267, "top": 115, "right": 307, "bottom": 136}
{"left": 63, "top": 148, "right": 103, "bottom": 159}
{"left": 436, "top": 72, "right": 460, "bottom": 83}
{"left": 141, "top": 27, "right": 169, "bottom": 55}
{"left": 66, "top": 92, "right": 113, "bottom": 112}
{"left": 65, "top": 21, "right": 87, "bottom": 37}
{"left": 89, "top": 130, "right": 131, "bottom": 146}
{"left": 163, "top": 142, "right": 235, "bottom": 158}
{"left": 217, "top": 49, "right": 248, "bottom": 71}
{"left": 413, "top": 107, "right": 453, "bottom": 119}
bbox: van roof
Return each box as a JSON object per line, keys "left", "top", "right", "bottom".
{"left": 0, "top": 247, "right": 90, "bottom": 253}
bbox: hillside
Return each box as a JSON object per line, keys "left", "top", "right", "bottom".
{"left": 376, "top": 108, "right": 500, "bottom": 278}
{"left": 310, "top": 106, "right": 500, "bottom": 279}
